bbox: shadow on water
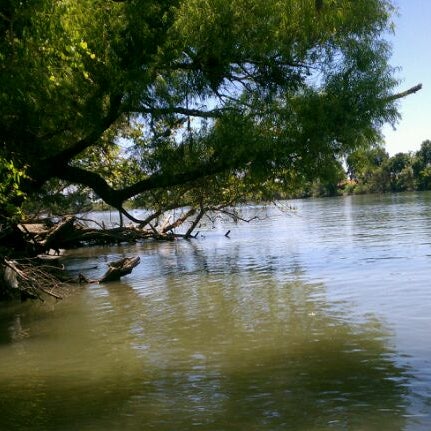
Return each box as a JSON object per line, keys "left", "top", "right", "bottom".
{"left": 0, "top": 270, "right": 414, "bottom": 431}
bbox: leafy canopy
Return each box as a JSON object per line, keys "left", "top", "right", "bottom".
{"left": 0, "top": 0, "right": 401, "bottom": 218}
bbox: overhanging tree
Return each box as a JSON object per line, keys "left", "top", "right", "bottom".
{"left": 0, "top": 0, "right": 420, "bottom": 224}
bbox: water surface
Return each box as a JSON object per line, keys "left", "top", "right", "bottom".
{"left": 1, "top": 192, "right": 431, "bottom": 430}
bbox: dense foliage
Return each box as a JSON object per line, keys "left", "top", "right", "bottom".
{"left": 340, "top": 140, "right": 431, "bottom": 195}
{"left": 1, "top": 0, "right": 403, "bottom": 221}
{"left": 0, "top": 158, "right": 27, "bottom": 221}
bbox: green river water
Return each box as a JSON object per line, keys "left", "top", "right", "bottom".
{"left": 0, "top": 192, "right": 430, "bottom": 430}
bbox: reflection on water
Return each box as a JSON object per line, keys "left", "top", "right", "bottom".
{"left": 1, "top": 192, "right": 431, "bottom": 430}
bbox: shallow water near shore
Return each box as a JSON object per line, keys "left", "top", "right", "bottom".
{"left": 1, "top": 192, "right": 431, "bottom": 430}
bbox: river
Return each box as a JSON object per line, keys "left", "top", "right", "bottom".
{"left": 1, "top": 192, "right": 431, "bottom": 430}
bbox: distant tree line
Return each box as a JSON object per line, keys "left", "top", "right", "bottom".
{"left": 295, "top": 140, "right": 431, "bottom": 198}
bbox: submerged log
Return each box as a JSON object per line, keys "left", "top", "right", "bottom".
{"left": 99, "top": 256, "right": 141, "bottom": 282}
{"left": 79, "top": 256, "right": 141, "bottom": 284}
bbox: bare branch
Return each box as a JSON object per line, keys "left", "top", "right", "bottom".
{"left": 218, "top": 209, "right": 261, "bottom": 223}
{"left": 185, "top": 206, "right": 206, "bottom": 238}
{"left": 119, "top": 208, "right": 162, "bottom": 227}
{"left": 385, "top": 84, "right": 422, "bottom": 102}
{"left": 162, "top": 208, "right": 196, "bottom": 233}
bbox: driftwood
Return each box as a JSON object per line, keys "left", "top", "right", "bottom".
{"left": 18, "top": 207, "right": 211, "bottom": 252}
{"left": 1, "top": 203, "right": 247, "bottom": 300}
{"left": 1, "top": 205, "right": 239, "bottom": 300}
{"left": 1, "top": 255, "right": 141, "bottom": 300}
{"left": 1, "top": 215, "right": 154, "bottom": 299}
{"left": 2, "top": 258, "right": 66, "bottom": 300}
{"left": 78, "top": 256, "right": 141, "bottom": 284}
{"left": 99, "top": 256, "right": 141, "bottom": 282}
{"left": 20, "top": 217, "right": 179, "bottom": 250}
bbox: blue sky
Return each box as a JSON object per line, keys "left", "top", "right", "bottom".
{"left": 383, "top": 0, "right": 431, "bottom": 155}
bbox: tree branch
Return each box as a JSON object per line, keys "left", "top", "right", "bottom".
{"left": 57, "top": 166, "right": 122, "bottom": 208}
{"left": 55, "top": 158, "right": 232, "bottom": 209}
{"left": 385, "top": 83, "right": 422, "bottom": 102}
{"left": 37, "top": 94, "right": 123, "bottom": 178}
{"left": 116, "top": 160, "right": 231, "bottom": 202}
{"left": 136, "top": 106, "right": 229, "bottom": 118}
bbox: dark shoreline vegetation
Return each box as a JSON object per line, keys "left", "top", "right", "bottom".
{"left": 0, "top": 0, "right": 423, "bottom": 300}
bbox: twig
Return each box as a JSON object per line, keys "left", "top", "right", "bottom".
{"left": 37, "top": 286, "right": 63, "bottom": 300}
{"left": 4, "top": 258, "right": 64, "bottom": 300}
{"left": 163, "top": 208, "right": 196, "bottom": 233}
{"left": 76, "top": 216, "right": 106, "bottom": 230}
{"left": 218, "top": 209, "right": 260, "bottom": 223}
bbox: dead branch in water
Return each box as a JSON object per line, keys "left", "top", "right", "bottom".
{"left": 78, "top": 256, "right": 141, "bottom": 284}
{"left": 99, "top": 256, "right": 141, "bottom": 282}
{"left": 1, "top": 203, "right": 267, "bottom": 300}
{"left": 3, "top": 258, "right": 65, "bottom": 300}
